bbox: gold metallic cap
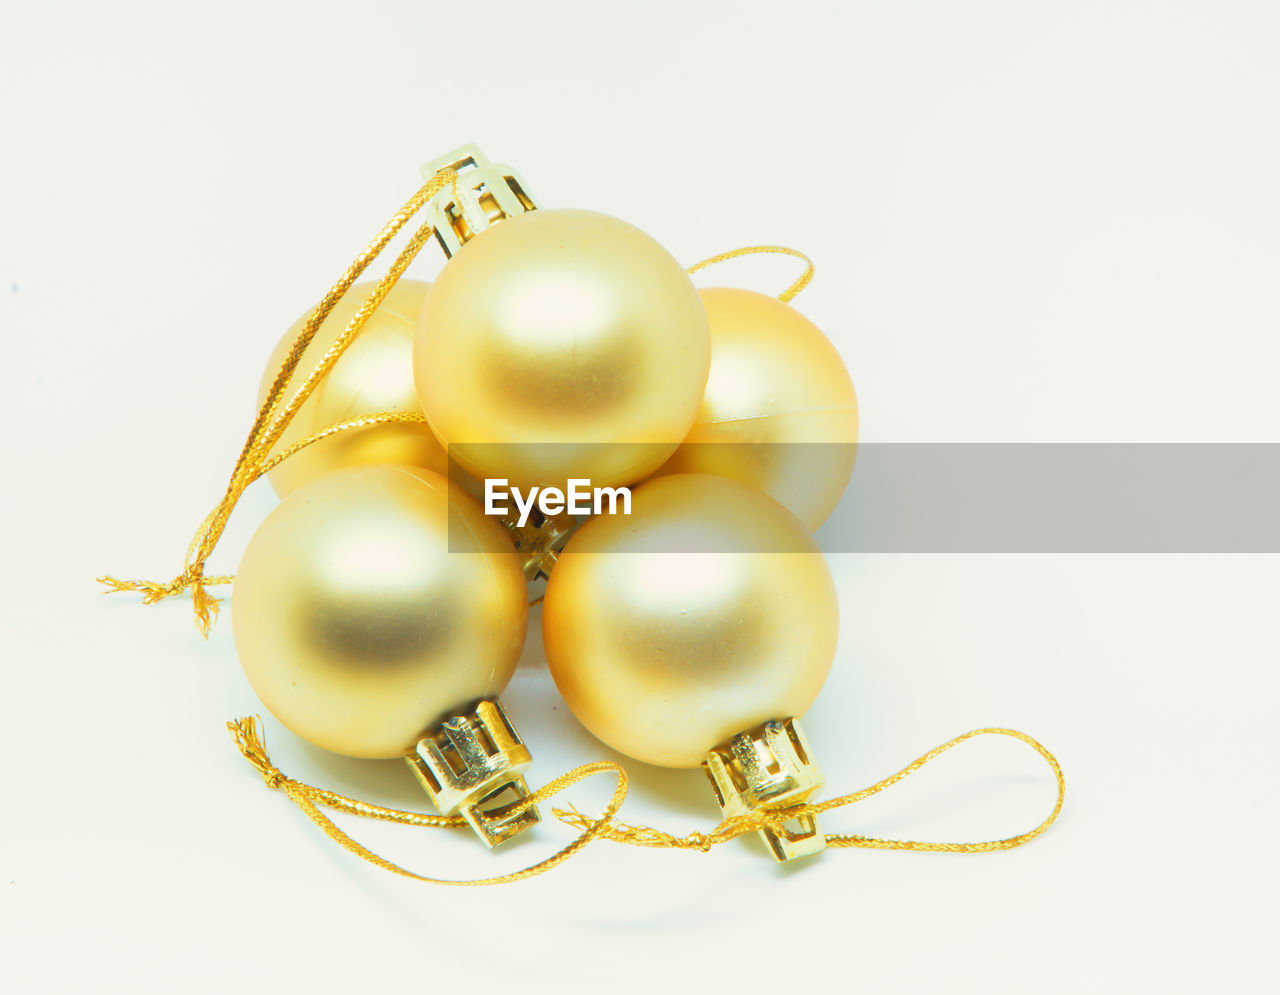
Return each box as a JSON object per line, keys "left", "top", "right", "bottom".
{"left": 420, "top": 144, "right": 538, "bottom": 257}
{"left": 703, "top": 717, "right": 826, "bottom": 862}
{"left": 406, "top": 698, "right": 540, "bottom": 848}
{"left": 501, "top": 509, "right": 576, "bottom": 581}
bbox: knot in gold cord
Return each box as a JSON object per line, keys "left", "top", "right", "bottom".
{"left": 685, "top": 832, "right": 713, "bottom": 852}
{"left": 261, "top": 769, "right": 286, "bottom": 790}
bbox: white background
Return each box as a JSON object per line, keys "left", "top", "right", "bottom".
{"left": 3, "top": 1, "right": 1278, "bottom": 992}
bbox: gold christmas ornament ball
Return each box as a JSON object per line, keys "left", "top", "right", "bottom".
{"left": 231, "top": 464, "right": 528, "bottom": 759}
{"left": 542, "top": 473, "right": 839, "bottom": 768}
{"left": 258, "top": 279, "right": 449, "bottom": 497}
{"left": 657, "top": 287, "right": 858, "bottom": 531}
{"left": 414, "top": 208, "right": 711, "bottom": 491}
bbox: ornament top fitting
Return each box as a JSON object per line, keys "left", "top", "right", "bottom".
{"left": 406, "top": 699, "right": 541, "bottom": 848}
{"left": 420, "top": 144, "right": 537, "bottom": 257}
{"left": 704, "top": 718, "right": 826, "bottom": 862}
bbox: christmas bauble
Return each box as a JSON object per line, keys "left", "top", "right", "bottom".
{"left": 258, "top": 279, "right": 449, "bottom": 497}
{"left": 413, "top": 209, "right": 711, "bottom": 491}
{"left": 232, "top": 464, "right": 528, "bottom": 759}
{"left": 541, "top": 473, "right": 838, "bottom": 768}
{"left": 657, "top": 287, "right": 858, "bottom": 530}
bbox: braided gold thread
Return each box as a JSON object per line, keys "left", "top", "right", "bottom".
{"left": 253, "top": 411, "right": 431, "bottom": 478}
{"left": 229, "top": 716, "right": 628, "bottom": 886}
{"left": 554, "top": 727, "right": 1064, "bottom": 855}
{"left": 100, "top": 170, "right": 458, "bottom": 633}
{"left": 686, "top": 244, "right": 815, "bottom": 303}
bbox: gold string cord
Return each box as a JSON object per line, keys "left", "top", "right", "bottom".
{"left": 230, "top": 719, "right": 1060, "bottom": 881}
{"left": 686, "top": 244, "right": 815, "bottom": 302}
{"left": 98, "top": 169, "right": 464, "bottom": 633}
{"left": 229, "top": 716, "right": 628, "bottom": 886}
{"left": 555, "top": 727, "right": 1064, "bottom": 854}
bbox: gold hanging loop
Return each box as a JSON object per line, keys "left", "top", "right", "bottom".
{"left": 686, "top": 244, "right": 815, "bottom": 303}
{"left": 229, "top": 716, "right": 629, "bottom": 886}
{"left": 556, "top": 727, "right": 1065, "bottom": 855}
{"left": 100, "top": 169, "right": 459, "bottom": 633}
{"left": 252, "top": 411, "right": 430, "bottom": 480}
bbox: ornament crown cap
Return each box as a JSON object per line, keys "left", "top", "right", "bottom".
{"left": 420, "top": 144, "right": 537, "bottom": 257}
{"left": 406, "top": 698, "right": 541, "bottom": 848}
{"left": 703, "top": 718, "right": 827, "bottom": 863}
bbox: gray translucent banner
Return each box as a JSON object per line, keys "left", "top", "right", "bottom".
{"left": 447, "top": 443, "right": 1280, "bottom": 553}
{"left": 819, "top": 443, "right": 1280, "bottom": 553}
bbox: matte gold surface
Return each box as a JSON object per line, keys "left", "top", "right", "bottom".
{"left": 232, "top": 465, "right": 528, "bottom": 759}
{"left": 258, "top": 279, "right": 449, "bottom": 497}
{"left": 542, "top": 474, "right": 839, "bottom": 768}
{"left": 414, "top": 208, "right": 711, "bottom": 491}
{"left": 657, "top": 287, "right": 858, "bottom": 531}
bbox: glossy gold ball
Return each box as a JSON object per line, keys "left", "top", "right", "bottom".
{"left": 657, "top": 287, "right": 858, "bottom": 530}
{"left": 258, "top": 279, "right": 450, "bottom": 497}
{"left": 542, "top": 473, "right": 839, "bottom": 768}
{"left": 232, "top": 464, "right": 528, "bottom": 759}
{"left": 414, "top": 209, "right": 711, "bottom": 491}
